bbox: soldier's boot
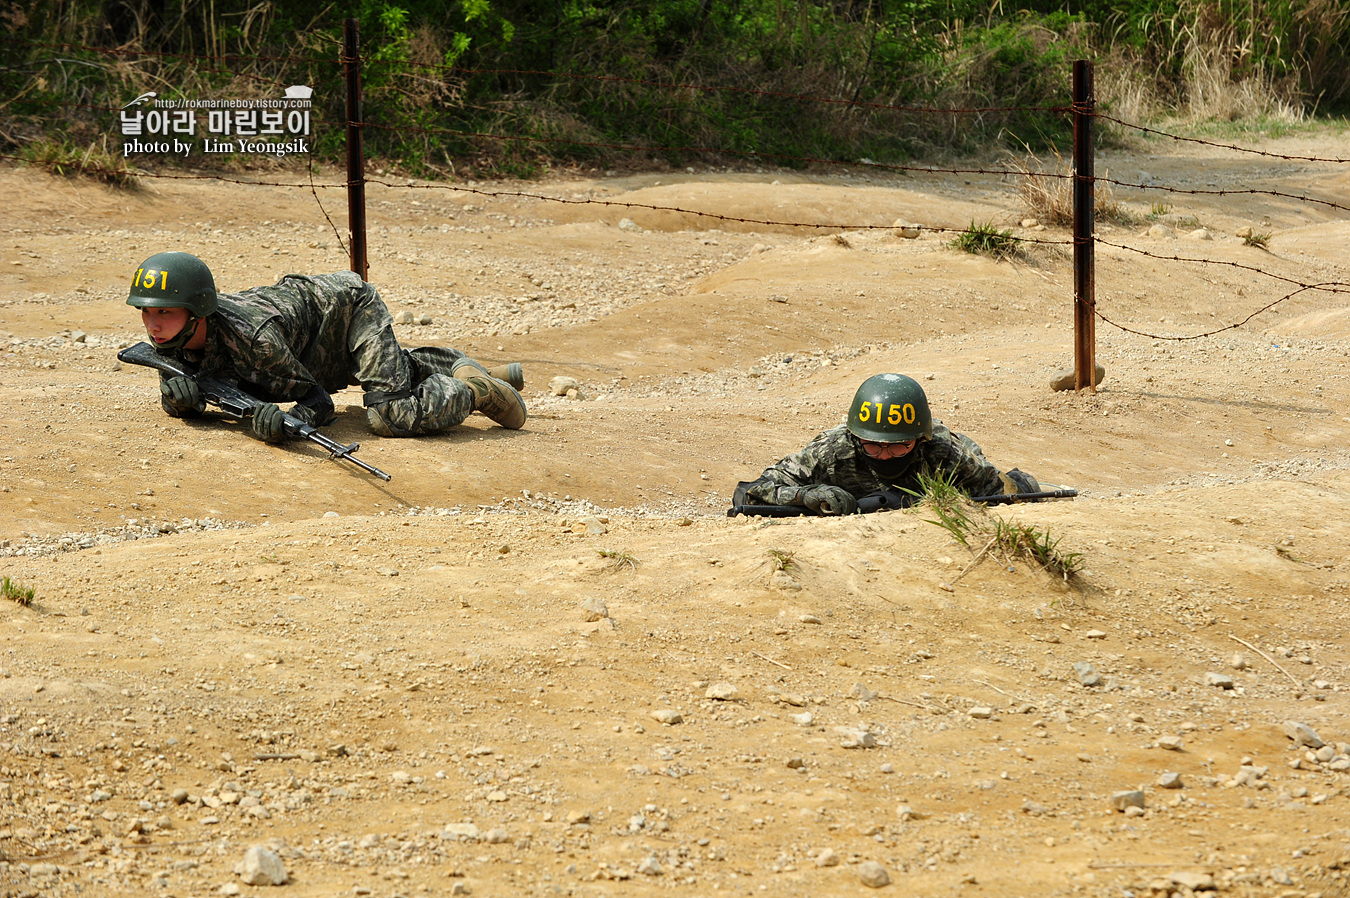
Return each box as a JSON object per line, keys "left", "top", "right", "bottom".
{"left": 451, "top": 358, "right": 527, "bottom": 430}
{"left": 487, "top": 362, "right": 524, "bottom": 391}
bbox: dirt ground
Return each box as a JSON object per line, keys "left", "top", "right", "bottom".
{"left": 2, "top": 124, "right": 1350, "bottom": 898}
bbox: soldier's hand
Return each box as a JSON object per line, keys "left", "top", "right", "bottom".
{"left": 1000, "top": 468, "right": 1040, "bottom": 495}
{"left": 251, "top": 402, "right": 288, "bottom": 443}
{"left": 160, "top": 375, "right": 205, "bottom": 416}
{"left": 802, "top": 485, "right": 858, "bottom": 516}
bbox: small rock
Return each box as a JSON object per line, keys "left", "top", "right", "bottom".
{"left": 238, "top": 845, "right": 287, "bottom": 886}
{"left": 1168, "top": 872, "right": 1215, "bottom": 891}
{"left": 705, "top": 683, "right": 737, "bottom": 701}
{"left": 1230, "top": 653, "right": 1248, "bottom": 670}
{"left": 891, "top": 219, "right": 920, "bottom": 239}
{"left": 549, "top": 375, "right": 581, "bottom": 396}
{"left": 1205, "top": 672, "right": 1235, "bottom": 689}
{"left": 850, "top": 683, "right": 878, "bottom": 703}
{"left": 28, "top": 862, "right": 58, "bottom": 877}
{"left": 417, "top": 313, "right": 433, "bottom": 325}
{"left": 1157, "top": 736, "right": 1184, "bottom": 751}
{"left": 1146, "top": 223, "right": 1175, "bottom": 238}
{"left": 1073, "top": 661, "right": 1102, "bottom": 687}
{"left": 618, "top": 218, "right": 642, "bottom": 232}
{"left": 1110, "top": 790, "right": 1145, "bottom": 811}
{"left": 1050, "top": 364, "right": 1106, "bottom": 391}
{"left": 895, "top": 804, "right": 922, "bottom": 821}
{"left": 637, "top": 856, "right": 662, "bottom": 876}
{"left": 390, "top": 771, "right": 413, "bottom": 784}
{"left": 1158, "top": 772, "right": 1184, "bottom": 789}
{"left": 565, "top": 811, "right": 591, "bottom": 824}
{"left": 1186, "top": 227, "right": 1212, "bottom": 240}
{"left": 651, "top": 709, "right": 683, "bottom": 725}
{"left": 1085, "top": 629, "right": 1107, "bottom": 639}
{"left": 1235, "top": 226, "right": 1254, "bottom": 239}
{"left": 581, "top": 597, "right": 608, "bottom": 622}
{"left": 815, "top": 848, "right": 841, "bottom": 867}
{"left": 790, "top": 712, "right": 814, "bottom": 727}
{"left": 395, "top": 310, "right": 414, "bottom": 324}
{"left": 486, "top": 790, "right": 508, "bottom": 802}
{"left": 835, "top": 726, "right": 876, "bottom": 749}
{"left": 968, "top": 706, "right": 994, "bottom": 719}
{"left": 858, "top": 860, "right": 891, "bottom": 888}
{"left": 1284, "top": 721, "right": 1324, "bottom": 749}
{"left": 484, "top": 827, "right": 510, "bottom": 844}
{"left": 1020, "top": 217, "right": 1039, "bottom": 228}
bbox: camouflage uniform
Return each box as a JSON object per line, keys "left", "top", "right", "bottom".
{"left": 741, "top": 423, "right": 1009, "bottom": 505}
{"left": 159, "top": 271, "right": 474, "bottom": 436}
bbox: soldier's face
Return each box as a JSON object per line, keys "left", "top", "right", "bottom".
{"left": 859, "top": 438, "right": 917, "bottom": 460}
{"left": 142, "top": 307, "right": 189, "bottom": 344}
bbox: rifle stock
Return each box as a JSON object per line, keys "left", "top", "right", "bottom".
{"left": 728, "top": 487, "right": 1077, "bottom": 518}
{"left": 117, "top": 341, "right": 392, "bottom": 482}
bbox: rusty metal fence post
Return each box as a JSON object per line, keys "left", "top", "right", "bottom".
{"left": 1072, "top": 59, "right": 1096, "bottom": 391}
{"left": 343, "top": 17, "right": 368, "bottom": 280}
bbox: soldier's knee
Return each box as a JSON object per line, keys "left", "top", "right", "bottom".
{"left": 365, "top": 374, "right": 470, "bottom": 437}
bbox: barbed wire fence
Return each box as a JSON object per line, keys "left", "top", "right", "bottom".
{"left": 3, "top": 25, "right": 1348, "bottom": 381}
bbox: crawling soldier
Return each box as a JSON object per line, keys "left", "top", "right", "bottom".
{"left": 734, "top": 373, "right": 1040, "bottom": 514}
{"left": 125, "top": 251, "right": 526, "bottom": 441}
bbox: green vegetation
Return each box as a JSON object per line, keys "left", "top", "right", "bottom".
{"left": 913, "top": 470, "right": 1084, "bottom": 582}
{"left": 764, "top": 548, "right": 797, "bottom": 573}
{"left": 2, "top": 576, "right": 35, "bottom": 607}
{"left": 2, "top": 1, "right": 1346, "bottom": 179}
{"left": 1243, "top": 230, "right": 1271, "bottom": 248}
{"left": 596, "top": 548, "right": 638, "bottom": 571}
{"left": 952, "top": 221, "right": 1019, "bottom": 260}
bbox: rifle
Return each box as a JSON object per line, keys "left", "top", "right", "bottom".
{"left": 727, "top": 487, "right": 1077, "bottom": 518}
{"left": 117, "top": 341, "right": 392, "bottom": 482}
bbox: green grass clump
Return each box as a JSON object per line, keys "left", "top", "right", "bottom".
{"left": 951, "top": 221, "right": 1018, "bottom": 260}
{"left": 2, "top": 576, "right": 35, "bottom": 607}
{"left": 912, "top": 470, "right": 1083, "bottom": 582}
{"left": 1243, "top": 230, "right": 1271, "bottom": 248}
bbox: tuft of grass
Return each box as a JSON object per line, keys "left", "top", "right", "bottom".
{"left": 764, "top": 548, "right": 796, "bottom": 573}
{"left": 1243, "top": 230, "right": 1271, "bottom": 248}
{"left": 596, "top": 548, "right": 638, "bottom": 571}
{"left": 20, "top": 138, "right": 138, "bottom": 188}
{"left": 2, "top": 576, "right": 35, "bottom": 607}
{"left": 1148, "top": 201, "right": 1173, "bottom": 219}
{"left": 913, "top": 469, "right": 974, "bottom": 547}
{"left": 951, "top": 220, "right": 1019, "bottom": 260}
{"left": 913, "top": 471, "right": 1083, "bottom": 582}
{"left": 1008, "top": 150, "right": 1128, "bottom": 227}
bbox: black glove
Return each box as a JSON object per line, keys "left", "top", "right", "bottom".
{"left": 251, "top": 402, "right": 288, "bottom": 443}
{"left": 1001, "top": 468, "right": 1040, "bottom": 494}
{"left": 160, "top": 375, "right": 204, "bottom": 417}
{"left": 286, "top": 403, "right": 335, "bottom": 428}
{"left": 801, "top": 485, "right": 858, "bottom": 516}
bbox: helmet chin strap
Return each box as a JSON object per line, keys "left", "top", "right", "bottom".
{"left": 154, "top": 315, "right": 200, "bottom": 353}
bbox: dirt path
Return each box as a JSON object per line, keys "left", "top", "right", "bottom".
{"left": 2, "top": 125, "right": 1350, "bottom": 897}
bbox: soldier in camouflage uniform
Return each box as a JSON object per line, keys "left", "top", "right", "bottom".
{"left": 736, "top": 373, "right": 1039, "bottom": 515}
{"left": 126, "top": 251, "right": 526, "bottom": 441}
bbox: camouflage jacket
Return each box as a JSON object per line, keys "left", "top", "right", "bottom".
{"left": 741, "top": 423, "right": 1007, "bottom": 505}
{"left": 164, "top": 271, "right": 387, "bottom": 420}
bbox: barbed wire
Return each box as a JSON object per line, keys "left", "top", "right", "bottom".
{"left": 389, "top": 57, "right": 1069, "bottom": 118}
{"left": 1098, "top": 175, "right": 1350, "bottom": 214}
{"left": 1094, "top": 282, "right": 1347, "bottom": 341}
{"left": 358, "top": 120, "right": 1073, "bottom": 183}
{"left": 1091, "top": 236, "right": 1350, "bottom": 340}
{"left": 1094, "top": 112, "right": 1350, "bottom": 164}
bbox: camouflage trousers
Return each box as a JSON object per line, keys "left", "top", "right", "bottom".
{"left": 346, "top": 313, "right": 476, "bottom": 437}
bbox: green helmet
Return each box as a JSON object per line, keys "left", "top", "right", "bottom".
{"left": 126, "top": 252, "right": 218, "bottom": 317}
{"left": 847, "top": 373, "right": 933, "bottom": 443}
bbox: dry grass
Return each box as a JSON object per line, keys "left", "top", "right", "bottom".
{"left": 1007, "top": 151, "right": 1125, "bottom": 226}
